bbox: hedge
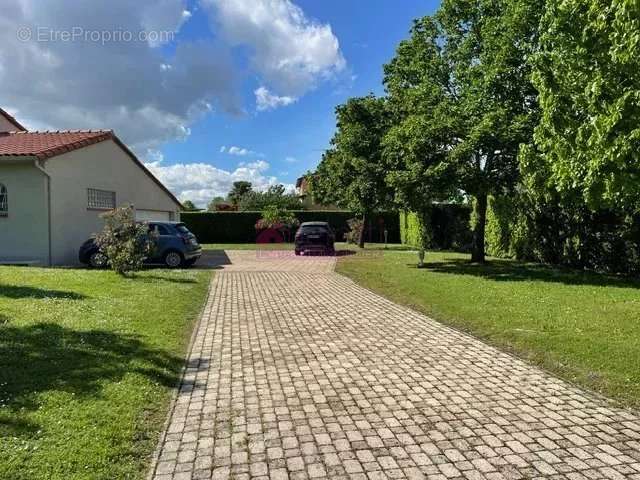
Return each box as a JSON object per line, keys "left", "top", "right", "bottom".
{"left": 400, "top": 204, "right": 472, "bottom": 251}
{"left": 485, "top": 195, "right": 640, "bottom": 274}
{"left": 181, "top": 211, "right": 400, "bottom": 244}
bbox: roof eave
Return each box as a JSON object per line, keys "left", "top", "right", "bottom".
{"left": 108, "top": 134, "right": 183, "bottom": 209}
{"left": 0, "top": 155, "right": 39, "bottom": 164}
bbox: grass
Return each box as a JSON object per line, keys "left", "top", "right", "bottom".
{"left": 336, "top": 250, "right": 640, "bottom": 408}
{"left": 0, "top": 267, "right": 211, "bottom": 480}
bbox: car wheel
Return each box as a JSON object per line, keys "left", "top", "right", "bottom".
{"left": 89, "top": 251, "right": 108, "bottom": 268}
{"left": 163, "top": 250, "right": 183, "bottom": 268}
{"left": 294, "top": 250, "right": 301, "bottom": 256}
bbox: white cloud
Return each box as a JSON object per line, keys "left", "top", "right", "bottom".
{"left": 255, "top": 86, "right": 296, "bottom": 111}
{"left": 220, "top": 145, "right": 263, "bottom": 156}
{"left": 285, "top": 156, "right": 297, "bottom": 163}
{"left": 0, "top": 0, "right": 345, "bottom": 151}
{"left": 228, "top": 146, "right": 249, "bottom": 156}
{"left": 0, "top": 0, "right": 238, "bottom": 152}
{"left": 204, "top": 0, "right": 345, "bottom": 98}
{"left": 145, "top": 158, "right": 291, "bottom": 207}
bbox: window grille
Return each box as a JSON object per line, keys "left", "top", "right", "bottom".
{"left": 87, "top": 188, "right": 116, "bottom": 209}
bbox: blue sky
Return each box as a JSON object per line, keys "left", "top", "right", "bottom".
{"left": 163, "top": 0, "right": 437, "bottom": 184}
{"left": 1, "top": 0, "right": 439, "bottom": 206}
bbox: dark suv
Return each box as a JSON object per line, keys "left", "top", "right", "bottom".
{"left": 79, "top": 221, "right": 202, "bottom": 268}
{"left": 294, "top": 222, "right": 335, "bottom": 256}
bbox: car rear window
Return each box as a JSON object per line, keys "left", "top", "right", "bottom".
{"left": 300, "top": 226, "right": 329, "bottom": 235}
{"left": 175, "top": 224, "right": 191, "bottom": 234}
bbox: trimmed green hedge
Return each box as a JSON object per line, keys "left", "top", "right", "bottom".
{"left": 485, "top": 195, "right": 640, "bottom": 274}
{"left": 181, "top": 211, "right": 400, "bottom": 243}
{"left": 400, "top": 205, "right": 472, "bottom": 251}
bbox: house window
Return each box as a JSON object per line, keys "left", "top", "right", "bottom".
{"left": 87, "top": 188, "right": 116, "bottom": 210}
{"left": 0, "top": 183, "right": 7, "bottom": 217}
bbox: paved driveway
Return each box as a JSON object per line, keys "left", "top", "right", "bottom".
{"left": 150, "top": 251, "right": 640, "bottom": 480}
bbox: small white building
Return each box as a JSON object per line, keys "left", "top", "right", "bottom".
{"left": 0, "top": 108, "right": 182, "bottom": 266}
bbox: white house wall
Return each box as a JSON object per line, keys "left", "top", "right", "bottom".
{"left": 0, "top": 163, "right": 50, "bottom": 264}
{"left": 45, "top": 139, "right": 180, "bottom": 265}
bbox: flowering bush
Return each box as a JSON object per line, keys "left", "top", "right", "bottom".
{"left": 255, "top": 205, "right": 300, "bottom": 231}
{"left": 95, "top": 206, "right": 156, "bottom": 275}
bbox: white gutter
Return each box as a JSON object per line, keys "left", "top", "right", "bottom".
{"left": 33, "top": 159, "right": 52, "bottom": 266}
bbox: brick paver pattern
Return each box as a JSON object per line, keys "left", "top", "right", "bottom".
{"left": 150, "top": 251, "right": 640, "bottom": 480}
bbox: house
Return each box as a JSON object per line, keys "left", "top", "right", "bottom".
{"left": 0, "top": 108, "right": 182, "bottom": 266}
{"left": 295, "top": 175, "right": 341, "bottom": 211}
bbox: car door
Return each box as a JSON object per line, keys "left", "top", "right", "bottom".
{"left": 148, "top": 223, "right": 171, "bottom": 262}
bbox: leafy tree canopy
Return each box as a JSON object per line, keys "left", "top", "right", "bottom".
{"left": 313, "top": 95, "right": 392, "bottom": 208}
{"left": 181, "top": 200, "right": 198, "bottom": 211}
{"left": 383, "top": 0, "right": 542, "bottom": 261}
{"left": 523, "top": 0, "right": 640, "bottom": 211}
{"left": 227, "top": 181, "right": 253, "bottom": 206}
{"left": 238, "top": 184, "right": 301, "bottom": 211}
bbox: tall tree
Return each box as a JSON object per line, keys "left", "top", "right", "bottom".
{"left": 383, "top": 18, "right": 457, "bottom": 250}
{"left": 238, "top": 184, "right": 301, "bottom": 211}
{"left": 523, "top": 0, "right": 640, "bottom": 212}
{"left": 384, "top": 0, "right": 542, "bottom": 262}
{"left": 312, "top": 95, "right": 392, "bottom": 247}
{"left": 227, "top": 181, "right": 253, "bottom": 206}
{"left": 181, "top": 200, "right": 198, "bottom": 211}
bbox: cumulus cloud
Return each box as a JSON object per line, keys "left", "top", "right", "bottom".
{"left": 145, "top": 158, "right": 292, "bottom": 207}
{"left": 0, "top": 0, "right": 238, "bottom": 152}
{"left": 0, "top": 0, "right": 345, "bottom": 151}
{"left": 205, "top": 0, "right": 345, "bottom": 100}
{"left": 220, "top": 145, "right": 264, "bottom": 156}
{"left": 255, "top": 86, "right": 296, "bottom": 111}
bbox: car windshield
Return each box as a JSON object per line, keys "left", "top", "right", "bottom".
{"left": 175, "top": 224, "right": 191, "bottom": 234}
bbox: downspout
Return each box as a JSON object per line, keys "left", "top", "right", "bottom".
{"left": 33, "top": 159, "right": 52, "bottom": 266}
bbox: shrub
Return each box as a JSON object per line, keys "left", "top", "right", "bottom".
{"left": 255, "top": 205, "right": 300, "bottom": 231}
{"left": 345, "top": 218, "right": 364, "bottom": 244}
{"left": 95, "top": 206, "right": 156, "bottom": 275}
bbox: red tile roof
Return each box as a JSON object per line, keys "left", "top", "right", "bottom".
{"left": 0, "top": 130, "right": 113, "bottom": 160}
{"left": 0, "top": 130, "right": 182, "bottom": 207}
{"left": 0, "top": 108, "right": 27, "bottom": 131}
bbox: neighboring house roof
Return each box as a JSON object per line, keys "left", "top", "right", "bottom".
{"left": 0, "top": 130, "right": 182, "bottom": 208}
{"left": 0, "top": 108, "right": 27, "bottom": 132}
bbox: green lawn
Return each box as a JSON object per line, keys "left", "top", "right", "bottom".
{"left": 337, "top": 250, "right": 640, "bottom": 408}
{"left": 0, "top": 267, "right": 211, "bottom": 480}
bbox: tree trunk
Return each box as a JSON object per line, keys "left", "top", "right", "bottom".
{"left": 471, "top": 193, "right": 488, "bottom": 263}
{"left": 358, "top": 212, "right": 367, "bottom": 249}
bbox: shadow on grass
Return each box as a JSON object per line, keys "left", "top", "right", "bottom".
{"left": 0, "top": 285, "right": 86, "bottom": 300}
{"left": 0, "top": 323, "right": 184, "bottom": 437}
{"left": 133, "top": 274, "right": 198, "bottom": 284}
{"left": 423, "top": 258, "right": 640, "bottom": 289}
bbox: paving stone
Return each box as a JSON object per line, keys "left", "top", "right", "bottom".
{"left": 149, "top": 251, "right": 640, "bottom": 479}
